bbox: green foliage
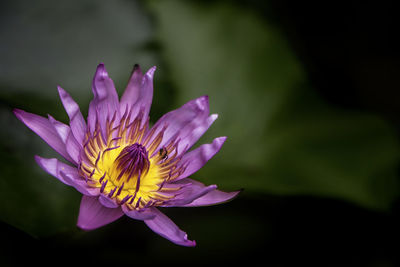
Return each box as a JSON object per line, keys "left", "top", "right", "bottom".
{"left": 0, "top": 0, "right": 156, "bottom": 237}
{"left": 148, "top": 0, "right": 400, "bottom": 210}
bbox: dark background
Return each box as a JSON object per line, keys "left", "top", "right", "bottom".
{"left": 1, "top": 0, "right": 399, "bottom": 266}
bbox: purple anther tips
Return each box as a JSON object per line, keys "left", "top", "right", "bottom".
{"left": 99, "top": 172, "right": 106, "bottom": 183}
{"left": 120, "top": 194, "right": 132, "bottom": 205}
{"left": 116, "top": 182, "right": 124, "bottom": 196}
{"left": 114, "top": 143, "right": 150, "bottom": 182}
{"left": 100, "top": 180, "right": 108, "bottom": 193}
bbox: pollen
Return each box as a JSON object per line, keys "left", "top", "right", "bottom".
{"left": 78, "top": 109, "right": 186, "bottom": 210}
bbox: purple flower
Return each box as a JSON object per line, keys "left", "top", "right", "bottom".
{"left": 14, "top": 63, "right": 239, "bottom": 246}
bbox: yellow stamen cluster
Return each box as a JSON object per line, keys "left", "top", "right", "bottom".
{"left": 79, "top": 110, "right": 186, "bottom": 210}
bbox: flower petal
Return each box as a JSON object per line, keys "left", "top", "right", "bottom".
{"left": 176, "top": 136, "right": 227, "bottom": 180}
{"left": 98, "top": 194, "right": 119, "bottom": 208}
{"left": 182, "top": 189, "right": 241, "bottom": 207}
{"left": 135, "top": 66, "right": 156, "bottom": 124}
{"left": 120, "top": 65, "right": 143, "bottom": 113}
{"left": 47, "top": 115, "right": 81, "bottom": 164}
{"left": 119, "top": 64, "right": 151, "bottom": 117}
{"left": 35, "top": 155, "right": 98, "bottom": 195}
{"left": 175, "top": 114, "right": 218, "bottom": 155}
{"left": 60, "top": 171, "right": 99, "bottom": 196}
{"left": 34, "top": 156, "right": 76, "bottom": 186}
{"left": 162, "top": 179, "right": 217, "bottom": 207}
{"left": 146, "top": 96, "right": 211, "bottom": 155}
{"left": 57, "top": 86, "right": 87, "bottom": 144}
{"left": 14, "top": 109, "right": 74, "bottom": 163}
{"left": 65, "top": 132, "right": 81, "bottom": 164}
{"left": 77, "top": 195, "right": 124, "bottom": 230}
{"left": 47, "top": 115, "right": 70, "bottom": 144}
{"left": 122, "top": 205, "right": 156, "bottom": 220}
{"left": 144, "top": 207, "right": 196, "bottom": 247}
{"left": 121, "top": 66, "right": 156, "bottom": 128}
{"left": 88, "top": 63, "right": 120, "bottom": 136}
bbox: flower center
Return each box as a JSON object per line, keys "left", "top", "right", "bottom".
{"left": 79, "top": 109, "right": 187, "bottom": 210}
{"left": 114, "top": 143, "right": 150, "bottom": 183}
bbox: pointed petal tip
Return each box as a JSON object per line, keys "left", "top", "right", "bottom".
{"left": 47, "top": 113, "right": 54, "bottom": 121}
{"left": 199, "top": 188, "right": 241, "bottom": 206}
{"left": 13, "top": 108, "right": 23, "bottom": 117}
{"left": 226, "top": 188, "right": 242, "bottom": 200}
{"left": 130, "top": 63, "right": 143, "bottom": 77}
{"left": 57, "top": 86, "right": 69, "bottom": 99}
{"left": 209, "top": 113, "right": 218, "bottom": 123}
{"left": 189, "top": 95, "right": 209, "bottom": 113}
{"left": 210, "top": 113, "right": 218, "bottom": 118}
{"left": 145, "top": 66, "right": 157, "bottom": 79}
{"left": 232, "top": 188, "right": 243, "bottom": 197}
{"left": 182, "top": 234, "right": 196, "bottom": 247}
{"left": 166, "top": 235, "right": 196, "bottom": 247}
{"left": 76, "top": 222, "right": 95, "bottom": 231}
{"left": 34, "top": 155, "right": 48, "bottom": 170}
{"left": 133, "top": 63, "right": 141, "bottom": 71}
{"left": 227, "top": 189, "right": 242, "bottom": 203}
{"left": 94, "top": 63, "right": 108, "bottom": 79}
{"left": 13, "top": 108, "right": 32, "bottom": 123}
{"left": 34, "top": 154, "right": 43, "bottom": 164}
{"left": 215, "top": 136, "right": 227, "bottom": 144}
{"left": 57, "top": 85, "right": 66, "bottom": 94}
{"left": 199, "top": 95, "right": 209, "bottom": 103}
{"left": 144, "top": 208, "right": 196, "bottom": 247}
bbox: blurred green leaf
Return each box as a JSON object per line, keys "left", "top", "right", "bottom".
{"left": 0, "top": 0, "right": 159, "bottom": 237}
{"left": 147, "top": 0, "right": 400, "bottom": 210}
{"left": 0, "top": 105, "right": 80, "bottom": 237}
{"left": 0, "top": 0, "right": 155, "bottom": 109}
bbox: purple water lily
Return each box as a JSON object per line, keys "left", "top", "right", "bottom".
{"left": 14, "top": 63, "right": 239, "bottom": 246}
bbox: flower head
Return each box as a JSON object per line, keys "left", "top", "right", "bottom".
{"left": 14, "top": 63, "right": 239, "bottom": 246}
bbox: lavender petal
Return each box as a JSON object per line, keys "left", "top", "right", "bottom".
{"left": 65, "top": 131, "right": 81, "bottom": 164}
{"left": 14, "top": 109, "right": 75, "bottom": 163}
{"left": 88, "top": 63, "right": 120, "bottom": 136}
{"left": 182, "top": 188, "right": 241, "bottom": 207}
{"left": 144, "top": 207, "right": 196, "bottom": 247}
{"left": 35, "top": 156, "right": 76, "bottom": 186}
{"left": 162, "top": 179, "right": 217, "bottom": 207}
{"left": 77, "top": 195, "right": 124, "bottom": 230}
{"left": 57, "top": 86, "right": 87, "bottom": 144}
{"left": 122, "top": 66, "right": 156, "bottom": 128}
{"left": 176, "top": 136, "right": 227, "bottom": 181}
{"left": 122, "top": 205, "right": 156, "bottom": 220}
{"left": 59, "top": 170, "right": 99, "bottom": 196}
{"left": 119, "top": 64, "right": 143, "bottom": 114}
{"left": 175, "top": 113, "right": 218, "bottom": 155}
{"left": 47, "top": 115, "right": 70, "bottom": 144}
{"left": 99, "top": 194, "right": 119, "bottom": 208}
{"left": 47, "top": 115, "right": 80, "bottom": 164}
{"left": 145, "top": 96, "right": 210, "bottom": 153}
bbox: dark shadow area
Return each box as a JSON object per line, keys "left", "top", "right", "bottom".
{"left": 249, "top": 0, "right": 400, "bottom": 126}
{"left": 3, "top": 194, "right": 399, "bottom": 266}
